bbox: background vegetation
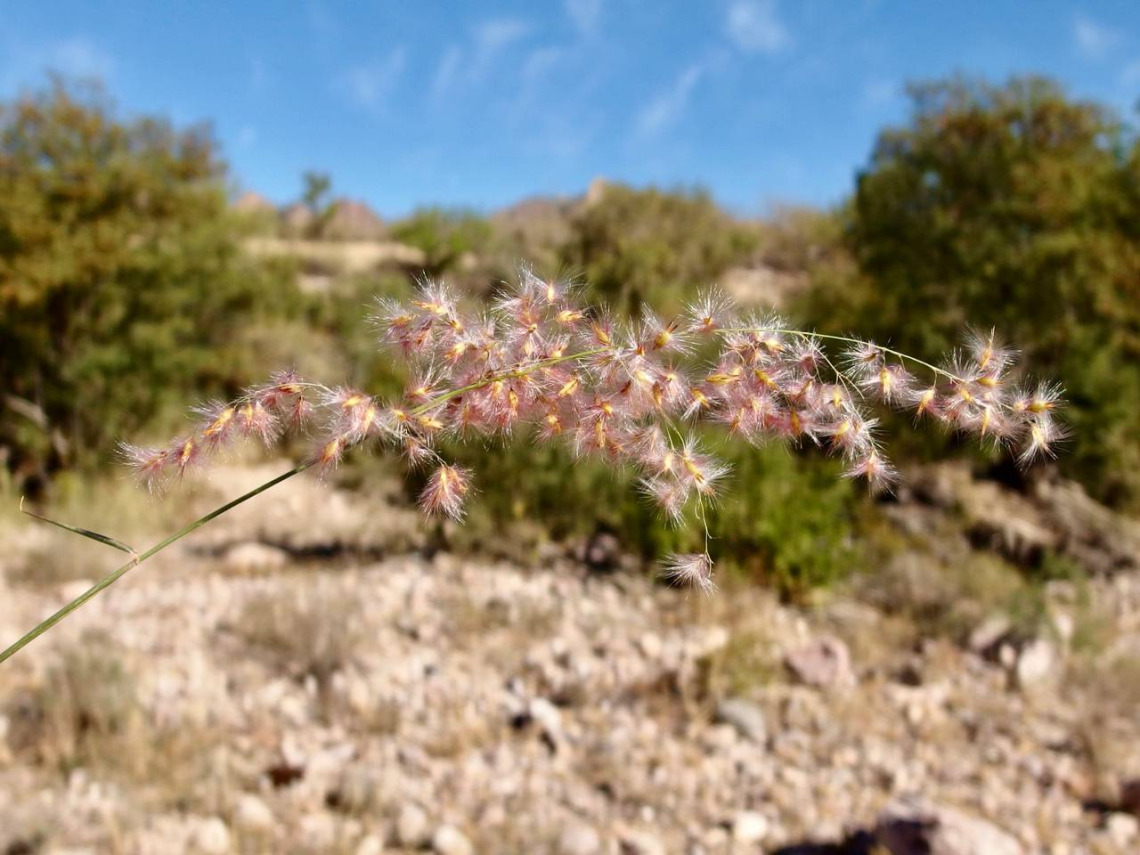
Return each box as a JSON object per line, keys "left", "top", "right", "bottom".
{"left": 2, "top": 73, "right": 1137, "bottom": 593}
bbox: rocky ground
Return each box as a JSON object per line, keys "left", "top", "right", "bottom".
{"left": 0, "top": 462, "right": 1137, "bottom": 855}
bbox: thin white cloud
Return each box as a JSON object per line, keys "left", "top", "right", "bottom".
{"left": 50, "top": 36, "right": 116, "bottom": 79}
{"left": 0, "top": 35, "right": 115, "bottom": 92}
{"left": 725, "top": 0, "right": 791, "bottom": 55}
{"left": 341, "top": 48, "right": 406, "bottom": 110}
{"left": 636, "top": 63, "right": 703, "bottom": 137}
{"left": 473, "top": 17, "right": 530, "bottom": 69}
{"left": 237, "top": 125, "right": 258, "bottom": 149}
{"left": 565, "top": 0, "right": 604, "bottom": 36}
{"left": 432, "top": 45, "right": 464, "bottom": 99}
{"left": 522, "top": 47, "right": 564, "bottom": 86}
{"left": 308, "top": 2, "right": 339, "bottom": 44}
{"left": 1074, "top": 15, "right": 1121, "bottom": 59}
{"left": 433, "top": 18, "right": 531, "bottom": 98}
{"left": 249, "top": 57, "right": 269, "bottom": 94}
{"left": 861, "top": 78, "right": 898, "bottom": 110}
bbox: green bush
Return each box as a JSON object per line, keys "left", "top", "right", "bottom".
{"left": 0, "top": 79, "right": 301, "bottom": 487}
{"left": 390, "top": 207, "right": 494, "bottom": 276}
{"left": 439, "top": 432, "right": 857, "bottom": 597}
{"left": 560, "top": 183, "right": 759, "bottom": 315}
{"left": 801, "top": 76, "right": 1140, "bottom": 506}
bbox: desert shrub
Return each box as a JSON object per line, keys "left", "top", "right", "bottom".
{"left": 754, "top": 203, "right": 851, "bottom": 275}
{"left": 443, "top": 434, "right": 857, "bottom": 596}
{"left": 390, "top": 206, "right": 494, "bottom": 276}
{"left": 0, "top": 78, "right": 303, "bottom": 488}
{"left": 5, "top": 631, "right": 141, "bottom": 773}
{"left": 236, "top": 584, "right": 365, "bottom": 687}
{"left": 800, "top": 76, "right": 1140, "bottom": 506}
{"left": 560, "top": 183, "right": 759, "bottom": 315}
{"left": 3, "top": 631, "right": 225, "bottom": 811}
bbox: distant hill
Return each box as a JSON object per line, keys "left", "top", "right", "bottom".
{"left": 323, "top": 198, "right": 386, "bottom": 241}
{"left": 234, "top": 193, "right": 387, "bottom": 242}
{"left": 490, "top": 193, "right": 580, "bottom": 256}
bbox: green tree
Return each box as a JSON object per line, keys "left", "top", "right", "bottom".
{"left": 301, "top": 170, "right": 332, "bottom": 215}
{"left": 0, "top": 79, "right": 294, "bottom": 488}
{"left": 560, "top": 183, "right": 758, "bottom": 315}
{"left": 300, "top": 169, "right": 336, "bottom": 238}
{"left": 803, "top": 76, "right": 1140, "bottom": 506}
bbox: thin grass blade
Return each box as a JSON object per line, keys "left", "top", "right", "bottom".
{"left": 20, "top": 496, "right": 138, "bottom": 560}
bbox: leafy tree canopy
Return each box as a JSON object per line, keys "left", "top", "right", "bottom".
{"left": 803, "top": 76, "right": 1140, "bottom": 506}
{"left": 560, "top": 183, "right": 759, "bottom": 315}
{"left": 0, "top": 79, "right": 294, "bottom": 486}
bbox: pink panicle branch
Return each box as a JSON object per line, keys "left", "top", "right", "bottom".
{"left": 1, "top": 266, "right": 1068, "bottom": 665}
{"left": 122, "top": 267, "right": 1065, "bottom": 593}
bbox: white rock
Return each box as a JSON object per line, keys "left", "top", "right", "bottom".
{"left": 192, "top": 817, "right": 231, "bottom": 855}
{"left": 1015, "top": 639, "right": 1058, "bottom": 688}
{"left": 968, "top": 613, "right": 1012, "bottom": 653}
{"left": 732, "top": 811, "right": 769, "bottom": 844}
{"left": 558, "top": 822, "right": 602, "bottom": 855}
{"left": 616, "top": 829, "right": 666, "bottom": 855}
{"left": 224, "top": 541, "right": 289, "bottom": 571}
{"left": 714, "top": 698, "right": 768, "bottom": 744}
{"left": 529, "top": 697, "right": 563, "bottom": 738}
{"left": 355, "top": 835, "right": 385, "bottom": 855}
{"left": 1107, "top": 812, "right": 1139, "bottom": 847}
{"left": 396, "top": 804, "right": 431, "bottom": 848}
{"left": 876, "top": 800, "right": 1023, "bottom": 855}
{"left": 299, "top": 812, "right": 337, "bottom": 851}
{"left": 432, "top": 824, "right": 474, "bottom": 855}
{"left": 637, "top": 632, "right": 662, "bottom": 659}
{"left": 233, "top": 794, "right": 275, "bottom": 832}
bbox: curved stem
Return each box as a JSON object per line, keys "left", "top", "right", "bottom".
{"left": 0, "top": 463, "right": 309, "bottom": 665}
{"left": 718, "top": 327, "right": 962, "bottom": 383}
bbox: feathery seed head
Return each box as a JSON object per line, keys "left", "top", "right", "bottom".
{"left": 419, "top": 464, "right": 472, "bottom": 519}
{"left": 662, "top": 553, "right": 716, "bottom": 595}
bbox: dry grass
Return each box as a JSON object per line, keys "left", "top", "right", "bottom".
{"left": 235, "top": 582, "right": 365, "bottom": 687}
{"left": 856, "top": 550, "right": 1050, "bottom": 643}
{"left": 695, "top": 627, "right": 783, "bottom": 701}
{"left": 3, "top": 631, "right": 226, "bottom": 811}
{"left": 5, "top": 532, "right": 112, "bottom": 587}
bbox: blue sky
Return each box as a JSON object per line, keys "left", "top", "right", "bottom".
{"left": 2, "top": 1, "right": 1138, "bottom": 218}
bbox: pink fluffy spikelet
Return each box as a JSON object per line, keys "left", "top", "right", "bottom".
{"left": 124, "top": 266, "right": 1065, "bottom": 591}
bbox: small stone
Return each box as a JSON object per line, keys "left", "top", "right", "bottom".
{"left": 233, "top": 794, "right": 275, "bottom": 832}
{"left": 529, "top": 697, "right": 563, "bottom": 740}
{"left": 617, "top": 829, "right": 666, "bottom": 855}
{"left": 224, "top": 541, "right": 289, "bottom": 571}
{"left": 355, "top": 835, "right": 385, "bottom": 855}
{"left": 299, "top": 812, "right": 337, "bottom": 851}
{"left": 876, "top": 800, "right": 1023, "bottom": 855}
{"left": 785, "top": 635, "right": 856, "bottom": 688}
{"left": 432, "top": 824, "right": 474, "bottom": 855}
{"left": 558, "top": 822, "right": 602, "bottom": 855}
{"left": 396, "top": 804, "right": 431, "bottom": 848}
{"left": 1107, "top": 812, "right": 1139, "bottom": 847}
{"left": 968, "top": 613, "right": 1013, "bottom": 654}
{"left": 192, "top": 817, "right": 231, "bottom": 855}
{"left": 732, "top": 811, "right": 769, "bottom": 844}
{"left": 714, "top": 698, "right": 768, "bottom": 744}
{"left": 1015, "top": 639, "right": 1058, "bottom": 688}
{"left": 637, "top": 632, "right": 663, "bottom": 660}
